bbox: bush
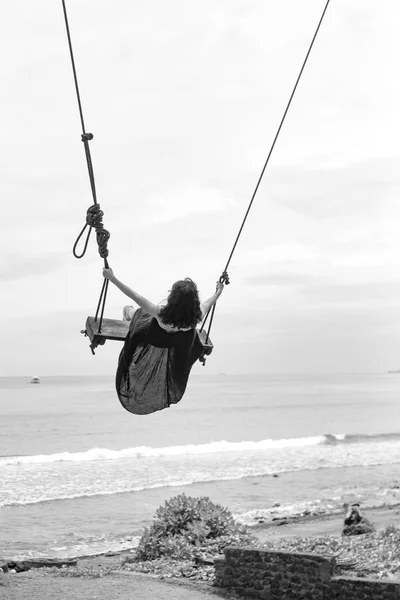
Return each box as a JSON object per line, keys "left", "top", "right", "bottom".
{"left": 134, "top": 494, "right": 255, "bottom": 562}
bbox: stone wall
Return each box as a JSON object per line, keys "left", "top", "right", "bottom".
{"left": 331, "top": 576, "right": 400, "bottom": 600}
{"left": 214, "top": 547, "right": 400, "bottom": 600}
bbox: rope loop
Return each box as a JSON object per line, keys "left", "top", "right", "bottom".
{"left": 72, "top": 223, "right": 92, "bottom": 259}
{"left": 73, "top": 204, "right": 110, "bottom": 260}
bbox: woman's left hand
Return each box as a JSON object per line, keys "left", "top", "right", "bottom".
{"left": 216, "top": 281, "right": 224, "bottom": 296}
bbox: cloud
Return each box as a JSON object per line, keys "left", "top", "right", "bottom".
{"left": 301, "top": 281, "right": 400, "bottom": 308}
{"left": 265, "top": 157, "right": 399, "bottom": 219}
{"left": 0, "top": 252, "right": 67, "bottom": 281}
{"left": 244, "top": 272, "right": 317, "bottom": 287}
{"left": 146, "top": 185, "right": 236, "bottom": 223}
{"left": 1, "top": 0, "right": 400, "bottom": 375}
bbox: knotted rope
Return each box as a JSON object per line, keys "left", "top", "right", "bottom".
{"left": 62, "top": 0, "right": 111, "bottom": 334}
{"left": 73, "top": 203, "right": 110, "bottom": 263}
{"left": 62, "top": 0, "right": 332, "bottom": 360}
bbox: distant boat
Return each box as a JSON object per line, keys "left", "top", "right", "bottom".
{"left": 388, "top": 370, "right": 400, "bottom": 374}
{"left": 30, "top": 376, "right": 40, "bottom": 384}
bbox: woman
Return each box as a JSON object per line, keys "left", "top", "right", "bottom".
{"left": 103, "top": 268, "right": 224, "bottom": 415}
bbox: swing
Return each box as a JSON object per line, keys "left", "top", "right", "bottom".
{"left": 83, "top": 315, "right": 214, "bottom": 363}
{"left": 61, "top": 0, "right": 331, "bottom": 412}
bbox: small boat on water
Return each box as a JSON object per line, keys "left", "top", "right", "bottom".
{"left": 30, "top": 376, "right": 40, "bottom": 384}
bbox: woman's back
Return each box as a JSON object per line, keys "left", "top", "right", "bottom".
{"left": 156, "top": 300, "right": 194, "bottom": 333}
{"left": 156, "top": 317, "right": 193, "bottom": 333}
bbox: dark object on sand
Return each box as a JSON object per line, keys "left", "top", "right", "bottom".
{"left": 0, "top": 560, "right": 8, "bottom": 573}
{"left": 342, "top": 504, "right": 375, "bottom": 536}
{"left": 6, "top": 558, "right": 77, "bottom": 573}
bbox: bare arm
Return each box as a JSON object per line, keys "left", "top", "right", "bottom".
{"left": 103, "top": 268, "right": 160, "bottom": 317}
{"left": 200, "top": 281, "right": 224, "bottom": 319}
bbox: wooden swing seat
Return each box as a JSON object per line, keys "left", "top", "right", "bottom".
{"left": 83, "top": 316, "right": 213, "bottom": 361}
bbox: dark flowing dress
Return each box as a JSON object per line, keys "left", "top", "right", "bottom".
{"left": 115, "top": 308, "right": 204, "bottom": 415}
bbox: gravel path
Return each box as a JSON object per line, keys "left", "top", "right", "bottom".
{"left": 1, "top": 570, "right": 223, "bottom": 600}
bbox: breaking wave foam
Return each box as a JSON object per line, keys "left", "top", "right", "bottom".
{"left": 0, "top": 436, "right": 331, "bottom": 465}
{"left": 2, "top": 432, "right": 400, "bottom": 466}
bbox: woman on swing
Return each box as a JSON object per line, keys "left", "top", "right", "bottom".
{"left": 103, "top": 268, "right": 225, "bottom": 416}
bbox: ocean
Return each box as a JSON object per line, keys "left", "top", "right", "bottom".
{"left": 1, "top": 373, "right": 400, "bottom": 561}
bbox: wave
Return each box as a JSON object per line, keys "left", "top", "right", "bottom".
{"left": 4, "top": 468, "right": 400, "bottom": 509}
{"left": 2, "top": 432, "right": 400, "bottom": 466}
{"left": 322, "top": 432, "right": 400, "bottom": 445}
{"left": 1, "top": 470, "right": 290, "bottom": 507}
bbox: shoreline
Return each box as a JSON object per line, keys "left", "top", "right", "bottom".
{"left": 3, "top": 503, "right": 400, "bottom": 567}
{"left": 3, "top": 502, "right": 400, "bottom": 565}
{"left": 251, "top": 503, "right": 400, "bottom": 542}
{"left": 2, "top": 504, "right": 400, "bottom": 599}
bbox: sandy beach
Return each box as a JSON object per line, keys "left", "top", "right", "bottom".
{"left": 1, "top": 505, "right": 399, "bottom": 600}
{"left": 253, "top": 504, "right": 400, "bottom": 542}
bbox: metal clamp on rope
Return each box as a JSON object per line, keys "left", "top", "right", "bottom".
{"left": 81, "top": 133, "right": 94, "bottom": 142}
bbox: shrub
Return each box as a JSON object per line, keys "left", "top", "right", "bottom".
{"left": 134, "top": 494, "right": 255, "bottom": 562}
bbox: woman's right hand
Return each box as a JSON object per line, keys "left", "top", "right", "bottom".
{"left": 103, "top": 267, "right": 115, "bottom": 282}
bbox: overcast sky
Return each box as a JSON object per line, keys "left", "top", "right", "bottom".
{"left": 1, "top": 0, "right": 399, "bottom": 376}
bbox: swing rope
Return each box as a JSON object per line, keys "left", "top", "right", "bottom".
{"left": 62, "top": 0, "right": 331, "bottom": 358}
{"left": 200, "top": 0, "right": 332, "bottom": 346}
{"left": 62, "top": 0, "right": 110, "bottom": 333}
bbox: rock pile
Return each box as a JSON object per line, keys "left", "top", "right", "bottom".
{"left": 0, "top": 558, "right": 77, "bottom": 573}
{"left": 342, "top": 504, "right": 375, "bottom": 536}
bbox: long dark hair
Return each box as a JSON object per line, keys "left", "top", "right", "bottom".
{"left": 158, "top": 278, "right": 202, "bottom": 329}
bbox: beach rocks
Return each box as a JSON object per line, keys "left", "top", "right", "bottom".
{"left": 343, "top": 522, "right": 375, "bottom": 536}
{"left": 342, "top": 504, "right": 375, "bottom": 536}
{"left": 0, "top": 560, "right": 8, "bottom": 573}
{"left": 5, "top": 558, "right": 77, "bottom": 573}
{"left": 272, "top": 517, "right": 289, "bottom": 526}
{"left": 194, "top": 554, "right": 217, "bottom": 566}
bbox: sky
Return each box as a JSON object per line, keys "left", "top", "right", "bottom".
{"left": 1, "top": 0, "right": 399, "bottom": 376}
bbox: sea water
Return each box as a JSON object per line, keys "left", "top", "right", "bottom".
{"left": 1, "top": 373, "right": 399, "bottom": 560}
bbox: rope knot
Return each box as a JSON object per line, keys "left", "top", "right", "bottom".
{"left": 85, "top": 204, "right": 110, "bottom": 259}
{"left": 219, "top": 271, "right": 230, "bottom": 285}
{"left": 86, "top": 204, "right": 104, "bottom": 228}
{"left": 96, "top": 229, "right": 110, "bottom": 259}
{"left": 81, "top": 133, "right": 94, "bottom": 142}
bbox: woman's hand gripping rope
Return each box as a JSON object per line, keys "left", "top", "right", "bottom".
{"left": 103, "top": 267, "right": 115, "bottom": 283}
